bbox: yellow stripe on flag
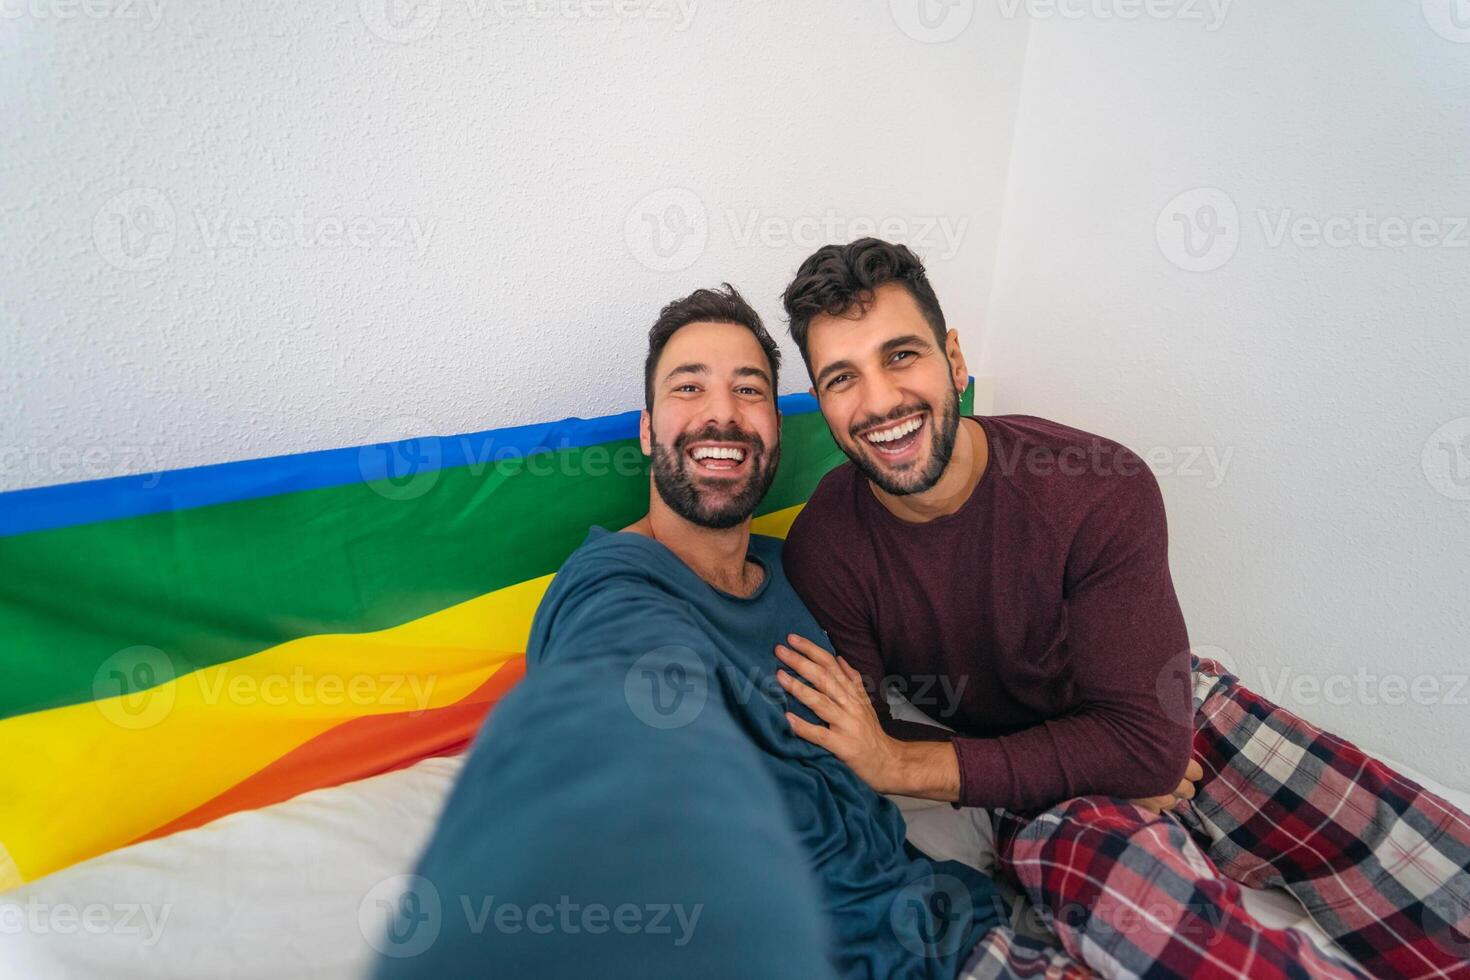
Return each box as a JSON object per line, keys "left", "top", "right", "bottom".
{"left": 0, "top": 574, "right": 554, "bottom": 888}
{"left": 0, "top": 505, "right": 806, "bottom": 889}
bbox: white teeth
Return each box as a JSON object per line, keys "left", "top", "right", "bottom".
{"left": 864, "top": 417, "right": 923, "bottom": 445}
{"left": 690, "top": 446, "right": 746, "bottom": 461}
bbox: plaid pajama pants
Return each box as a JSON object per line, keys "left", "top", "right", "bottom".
{"left": 956, "top": 656, "right": 1470, "bottom": 980}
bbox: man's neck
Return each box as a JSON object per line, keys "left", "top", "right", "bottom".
{"left": 624, "top": 500, "right": 762, "bottom": 598}
{"left": 871, "top": 417, "right": 989, "bottom": 524}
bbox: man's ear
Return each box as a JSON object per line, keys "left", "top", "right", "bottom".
{"left": 639, "top": 410, "right": 652, "bottom": 456}
{"left": 808, "top": 385, "right": 816, "bottom": 399}
{"left": 945, "top": 329, "right": 968, "bottom": 394}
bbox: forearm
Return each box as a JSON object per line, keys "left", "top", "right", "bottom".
{"left": 881, "top": 739, "right": 962, "bottom": 802}
{"left": 951, "top": 711, "right": 1192, "bottom": 811}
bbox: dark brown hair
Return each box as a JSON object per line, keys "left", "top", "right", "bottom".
{"left": 781, "top": 238, "right": 947, "bottom": 374}
{"left": 644, "top": 283, "right": 781, "bottom": 412}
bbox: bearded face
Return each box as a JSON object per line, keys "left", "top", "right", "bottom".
{"left": 842, "top": 384, "right": 960, "bottom": 497}
{"left": 642, "top": 318, "right": 784, "bottom": 530}
{"left": 649, "top": 420, "right": 780, "bottom": 529}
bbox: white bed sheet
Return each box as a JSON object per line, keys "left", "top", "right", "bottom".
{"left": 4, "top": 753, "right": 1466, "bottom": 979}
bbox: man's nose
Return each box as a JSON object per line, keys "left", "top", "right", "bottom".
{"left": 860, "top": 371, "right": 907, "bottom": 422}
{"left": 703, "top": 387, "right": 741, "bottom": 427}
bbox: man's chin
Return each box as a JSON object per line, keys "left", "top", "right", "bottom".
{"left": 853, "top": 448, "right": 940, "bottom": 497}
{"left": 655, "top": 479, "right": 759, "bottom": 530}
{"left": 686, "top": 508, "right": 756, "bottom": 531}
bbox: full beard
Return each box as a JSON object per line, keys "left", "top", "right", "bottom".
{"left": 847, "top": 386, "right": 961, "bottom": 496}
{"left": 650, "top": 423, "right": 781, "bottom": 530}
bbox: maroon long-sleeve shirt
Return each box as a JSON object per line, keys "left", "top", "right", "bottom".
{"left": 783, "top": 414, "right": 1194, "bottom": 812}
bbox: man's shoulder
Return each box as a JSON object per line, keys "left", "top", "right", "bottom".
{"left": 548, "top": 529, "right": 674, "bottom": 601}
{"left": 985, "top": 414, "right": 1160, "bottom": 509}
{"left": 986, "top": 413, "right": 1133, "bottom": 458}
{"left": 786, "top": 461, "right": 864, "bottom": 548}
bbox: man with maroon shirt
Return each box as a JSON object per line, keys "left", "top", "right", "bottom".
{"left": 774, "top": 238, "right": 1470, "bottom": 979}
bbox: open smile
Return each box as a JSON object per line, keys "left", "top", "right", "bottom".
{"left": 686, "top": 441, "right": 752, "bottom": 475}
{"left": 858, "top": 412, "right": 927, "bottom": 463}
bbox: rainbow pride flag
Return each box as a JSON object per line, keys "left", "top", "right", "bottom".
{"left": 0, "top": 384, "right": 973, "bottom": 890}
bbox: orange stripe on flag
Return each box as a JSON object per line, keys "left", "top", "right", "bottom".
{"left": 134, "top": 657, "right": 527, "bottom": 844}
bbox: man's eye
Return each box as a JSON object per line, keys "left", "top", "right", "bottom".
{"left": 891, "top": 351, "right": 916, "bottom": 364}
{"left": 737, "top": 386, "right": 763, "bottom": 396}
{"left": 674, "top": 384, "right": 699, "bottom": 393}
{"left": 826, "top": 374, "right": 854, "bottom": 390}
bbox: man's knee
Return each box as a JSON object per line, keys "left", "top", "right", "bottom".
{"left": 1006, "top": 795, "right": 1184, "bottom": 860}
{"left": 1029, "top": 795, "right": 1167, "bottom": 834}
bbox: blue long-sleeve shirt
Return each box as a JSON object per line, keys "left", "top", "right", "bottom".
{"left": 382, "top": 527, "right": 999, "bottom": 980}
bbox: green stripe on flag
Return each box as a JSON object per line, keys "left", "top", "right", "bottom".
{"left": 0, "top": 414, "right": 841, "bottom": 720}
{"left": 0, "top": 385, "right": 973, "bottom": 721}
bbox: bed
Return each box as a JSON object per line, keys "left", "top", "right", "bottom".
{"left": 3, "top": 384, "right": 1462, "bottom": 976}
{"left": 5, "top": 741, "right": 1465, "bottom": 978}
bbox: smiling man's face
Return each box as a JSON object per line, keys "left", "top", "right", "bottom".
{"left": 806, "top": 282, "right": 968, "bottom": 497}
{"left": 641, "top": 319, "right": 782, "bottom": 529}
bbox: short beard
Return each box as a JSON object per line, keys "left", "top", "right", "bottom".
{"left": 846, "top": 387, "right": 961, "bottom": 497}
{"left": 649, "top": 422, "right": 780, "bottom": 530}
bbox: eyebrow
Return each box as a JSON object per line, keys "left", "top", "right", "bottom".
{"left": 733, "top": 365, "right": 772, "bottom": 387}
{"left": 662, "top": 362, "right": 708, "bottom": 383}
{"left": 882, "top": 333, "right": 933, "bottom": 354}
{"left": 663, "top": 362, "right": 772, "bottom": 388}
{"left": 814, "top": 333, "right": 934, "bottom": 388}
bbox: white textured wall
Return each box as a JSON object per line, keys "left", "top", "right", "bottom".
{"left": 0, "top": 1, "right": 1029, "bottom": 492}
{"left": 980, "top": 1, "right": 1470, "bottom": 788}
{"left": 6, "top": 1, "right": 1464, "bottom": 784}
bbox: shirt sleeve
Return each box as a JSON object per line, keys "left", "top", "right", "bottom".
{"left": 950, "top": 464, "right": 1195, "bottom": 810}
{"left": 782, "top": 511, "right": 955, "bottom": 745}
{"left": 528, "top": 553, "right": 709, "bottom": 672}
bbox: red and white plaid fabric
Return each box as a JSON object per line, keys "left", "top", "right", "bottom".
{"left": 969, "top": 657, "right": 1470, "bottom": 979}
{"left": 1181, "top": 656, "right": 1470, "bottom": 978}
{"left": 959, "top": 924, "right": 1099, "bottom": 979}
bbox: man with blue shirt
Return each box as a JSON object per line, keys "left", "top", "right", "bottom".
{"left": 376, "top": 285, "right": 1092, "bottom": 980}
